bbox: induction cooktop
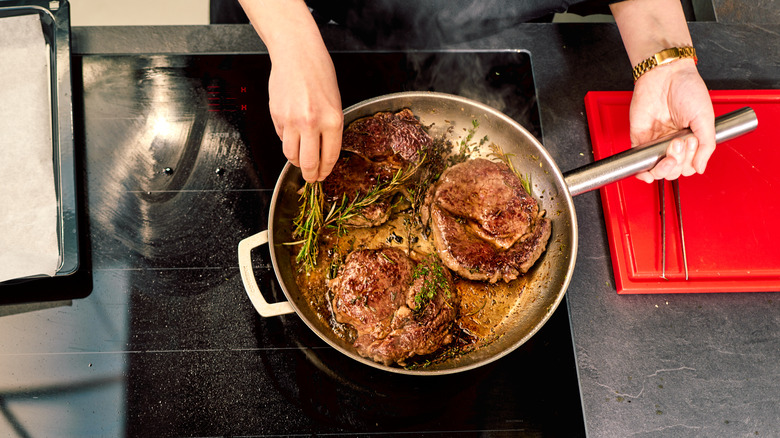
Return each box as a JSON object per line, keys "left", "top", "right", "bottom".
{"left": 76, "top": 50, "right": 585, "bottom": 436}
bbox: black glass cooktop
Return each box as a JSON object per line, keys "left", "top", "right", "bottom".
{"left": 0, "top": 51, "right": 583, "bottom": 437}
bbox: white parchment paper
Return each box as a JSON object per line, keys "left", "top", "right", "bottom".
{"left": 0, "top": 14, "right": 59, "bottom": 282}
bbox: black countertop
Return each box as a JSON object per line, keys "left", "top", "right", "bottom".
{"left": 2, "top": 17, "right": 780, "bottom": 437}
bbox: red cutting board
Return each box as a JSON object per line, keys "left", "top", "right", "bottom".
{"left": 585, "top": 90, "right": 780, "bottom": 294}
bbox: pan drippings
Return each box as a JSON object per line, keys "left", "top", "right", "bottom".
{"left": 291, "top": 208, "right": 528, "bottom": 367}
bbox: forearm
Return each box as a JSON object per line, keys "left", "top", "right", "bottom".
{"left": 610, "top": 0, "right": 693, "bottom": 67}
{"left": 238, "top": 0, "right": 343, "bottom": 182}
{"left": 238, "top": 0, "right": 326, "bottom": 62}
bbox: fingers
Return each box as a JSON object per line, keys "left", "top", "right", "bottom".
{"left": 663, "top": 136, "right": 686, "bottom": 180}
{"left": 298, "top": 131, "right": 321, "bottom": 183}
{"left": 641, "top": 137, "right": 685, "bottom": 182}
{"left": 318, "top": 121, "right": 343, "bottom": 182}
{"left": 689, "top": 112, "right": 717, "bottom": 174}
{"left": 680, "top": 136, "right": 698, "bottom": 177}
{"left": 278, "top": 115, "right": 343, "bottom": 183}
{"left": 281, "top": 129, "right": 301, "bottom": 168}
{"left": 641, "top": 129, "right": 713, "bottom": 183}
{"left": 635, "top": 171, "right": 655, "bottom": 184}
{"left": 639, "top": 133, "right": 709, "bottom": 183}
{"left": 664, "top": 136, "right": 695, "bottom": 180}
{"left": 637, "top": 135, "right": 690, "bottom": 182}
{"left": 266, "top": 47, "right": 343, "bottom": 182}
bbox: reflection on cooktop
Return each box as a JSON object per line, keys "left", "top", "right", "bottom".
{"left": 262, "top": 289, "right": 584, "bottom": 435}
{"left": 78, "top": 51, "right": 583, "bottom": 436}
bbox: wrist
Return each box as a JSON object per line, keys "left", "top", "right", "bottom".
{"left": 610, "top": 0, "right": 694, "bottom": 69}
{"left": 632, "top": 46, "right": 697, "bottom": 82}
{"left": 633, "top": 56, "right": 698, "bottom": 86}
{"left": 240, "top": 0, "right": 321, "bottom": 56}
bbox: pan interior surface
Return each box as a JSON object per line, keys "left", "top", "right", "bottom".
{"left": 269, "top": 92, "right": 578, "bottom": 374}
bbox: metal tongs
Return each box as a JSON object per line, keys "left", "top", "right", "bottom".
{"left": 658, "top": 179, "right": 688, "bottom": 280}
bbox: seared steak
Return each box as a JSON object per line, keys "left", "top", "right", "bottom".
{"left": 321, "top": 109, "right": 432, "bottom": 227}
{"left": 320, "top": 153, "right": 396, "bottom": 227}
{"left": 341, "top": 108, "right": 430, "bottom": 165}
{"left": 329, "top": 248, "right": 458, "bottom": 366}
{"left": 423, "top": 158, "right": 551, "bottom": 283}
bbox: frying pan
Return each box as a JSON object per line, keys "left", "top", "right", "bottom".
{"left": 238, "top": 91, "right": 757, "bottom": 375}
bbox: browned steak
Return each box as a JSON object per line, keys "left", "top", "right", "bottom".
{"left": 329, "top": 248, "right": 458, "bottom": 366}
{"left": 320, "top": 154, "right": 396, "bottom": 227}
{"left": 341, "top": 108, "right": 431, "bottom": 166}
{"left": 424, "top": 158, "right": 551, "bottom": 283}
{"left": 320, "top": 109, "right": 432, "bottom": 227}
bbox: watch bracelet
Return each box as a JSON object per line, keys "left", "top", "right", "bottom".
{"left": 632, "top": 46, "right": 697, "bottom": 82}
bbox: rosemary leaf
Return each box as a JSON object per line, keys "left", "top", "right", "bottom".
{"left": 487, "top": 143, "right": 533, "bottom": 196}
{"left": 291, "top": 158, "right": 425, "bottom": 272}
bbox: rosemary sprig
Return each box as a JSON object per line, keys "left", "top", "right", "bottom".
{"left": 288, "top": 181, "right": 326, "bottom": 266}
{"left": 332, "top": 158, "right": 423, "bottom": 232}
{"left": 487, "top": 143, "right": 533, "bottom": 195}
{"left": 462, "top": 298, "right": 488, "bottom": 317}
{"left": 290, "top": 158, "right": 425, "bottom": 271}
{"left": 380, "top": 252, "right": 396, "bottom": 264}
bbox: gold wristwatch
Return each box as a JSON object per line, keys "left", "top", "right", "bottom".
{"left": 632, "top": 46, "right": 697, "bottom": 82}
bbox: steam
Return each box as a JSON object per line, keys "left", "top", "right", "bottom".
{"left": 337, "top": 0, "right": 559, "bottom": 46}
{"left": 404, "top": 50, "right": 540, "bottom": 138}
{"left": 321, "top": 1, "right": 545, "bottom": 134}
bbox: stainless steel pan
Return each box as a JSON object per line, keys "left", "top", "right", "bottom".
{"left": 239, "top": 91, "right": 757, "bottom": 375}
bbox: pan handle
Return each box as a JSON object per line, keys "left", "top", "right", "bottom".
{"left": 564, "top": 107, "right": 759, "bottom": 197}
{"left": 238, "top": 230, "right": 295, "bottom": 317}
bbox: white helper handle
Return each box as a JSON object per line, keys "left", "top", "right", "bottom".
{"left": 238, "top": 230, "right": 295, "bottom": 317}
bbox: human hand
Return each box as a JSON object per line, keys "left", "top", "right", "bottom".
{"left": 628, "top": 59, "right": 715, "bottom": 183}
{"left": 239, "top": 0, "right": 343, "bottom": 182}
{"left": 268, "top": 44, "right": 343, "bottom": 182}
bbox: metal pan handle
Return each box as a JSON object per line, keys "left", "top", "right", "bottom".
{"left": 564, "top": 107, "right": 759, "bottom": 197}
{"left": 238, "top": 230, "right": 295, "bottom": 317}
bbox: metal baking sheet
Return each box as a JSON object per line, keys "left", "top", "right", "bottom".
{"left": 0, "top": 0, "right": 77, "bottom": 282}
{"left": 586, "top": 90, "right": 780, "bottom": 294}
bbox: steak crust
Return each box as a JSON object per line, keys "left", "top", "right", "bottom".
{"left": 341, "top": 108, "right": 431, "bottom": 165}
{"left": 320, "top": 109, "right": 432, "bottom": 228}
{"left": 329, "top": 248, "right": 458, "bottom": 366}
{"left": 321, "top": 153, "right": 396, "bottom": 227}
{"left": 423, "top": 158, "right": 552, "bottom": 283}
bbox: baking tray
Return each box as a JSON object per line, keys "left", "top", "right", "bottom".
{"left": 585, "top": 90, "right": 780, "bottom": 294}
{"left": 0, "top": 0, "right": 77, "bottom": 282}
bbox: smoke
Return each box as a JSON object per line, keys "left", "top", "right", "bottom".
{"left": 310, "top": 1, "right": 549, "bottom": 135}
{"left": 325, "top": 0, "right": 564, "bottom": 46}
{"left": 404, "top": 50, "right": 541, "bottom": 139}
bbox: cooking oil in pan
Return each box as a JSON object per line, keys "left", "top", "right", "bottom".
{"left": 291, "top": 209, "right": 530, "bottom": 364}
